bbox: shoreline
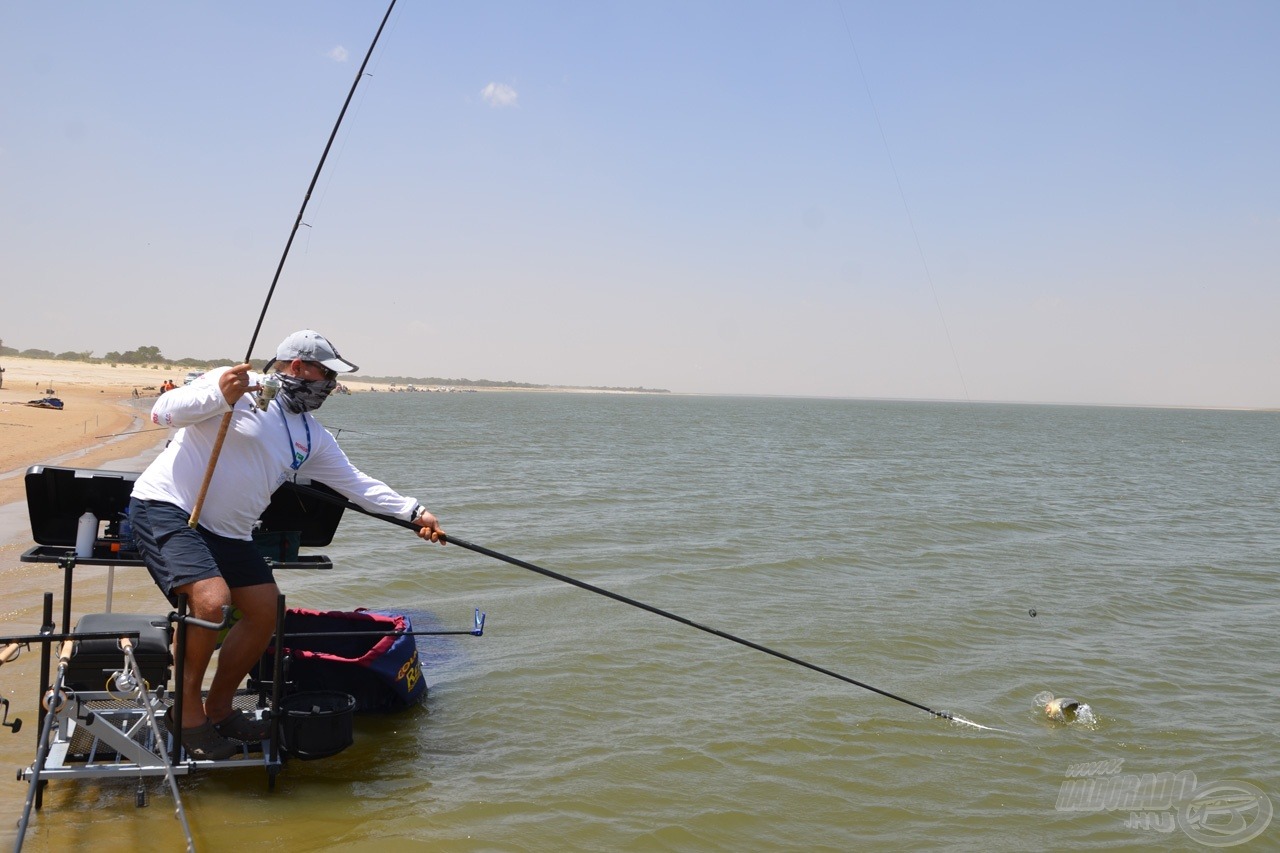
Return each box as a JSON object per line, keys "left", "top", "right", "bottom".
{"left": 2, "top": 354, "right": 669, "bottom": 397}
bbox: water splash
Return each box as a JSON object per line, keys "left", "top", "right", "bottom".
{"left": 1071, "top": 704, "right": 1098, "bottom": 727}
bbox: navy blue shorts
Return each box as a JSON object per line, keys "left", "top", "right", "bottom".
{"left": 128, "top": 497, "right": 275, "bottom": 604}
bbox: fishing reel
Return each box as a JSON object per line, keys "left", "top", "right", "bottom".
{"left": 106, "top": 668, "right": 143, "bottom": 700}
{"left": 113, "top": 668, "right": 140, "bottom": 692}
{"left": 255, "top": 373, "right": 282, "bottom": 411}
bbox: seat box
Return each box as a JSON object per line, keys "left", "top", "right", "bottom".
{"left": 66, "top": 613, "right": 173, "bottom": 692}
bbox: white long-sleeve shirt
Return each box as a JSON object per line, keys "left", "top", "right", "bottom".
{"left": 131, "top": 367, "right": 418, "bottom": 540}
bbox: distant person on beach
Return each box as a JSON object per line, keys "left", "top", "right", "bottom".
{"left": 128, "top": 329, "right": 445, "bottom": 760}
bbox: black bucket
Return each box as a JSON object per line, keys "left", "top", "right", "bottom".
{"left": 279, "top": 691, "right": 356, "bottom": 760}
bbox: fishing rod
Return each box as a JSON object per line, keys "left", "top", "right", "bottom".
{"left": 119, "top": 637, "right": 196, "bottom": 852}
{"left": 188, "top": 0, "right": 398, "bottom": 528}
{"left": 288, "top": 483, "right": 1000, "bottom": 731}
{"left": 16, "top": 639, "right": 74, "bottom": 852}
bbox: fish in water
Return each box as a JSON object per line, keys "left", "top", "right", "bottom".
{"left": 1044, "top": 696, "right": 1080, "bottom": 720}
{"left": 1034, "top": 690, "right": 1083, "bottom": 722}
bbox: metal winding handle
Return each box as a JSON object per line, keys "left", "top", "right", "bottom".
{"left": 170, "top": 605, "right": 234, "bottom": 632}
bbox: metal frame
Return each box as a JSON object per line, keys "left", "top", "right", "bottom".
{"left": 4, "top": 467, "right": 485, "bottom": 851}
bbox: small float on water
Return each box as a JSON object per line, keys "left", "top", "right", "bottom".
{"left": 0, "top": 465, "right": 485, "bottom": 850}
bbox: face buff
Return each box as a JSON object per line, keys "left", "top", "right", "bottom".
{"left": 275, "top": 373, "right": 338, "bottom": 414}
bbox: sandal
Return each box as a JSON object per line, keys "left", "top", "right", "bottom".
{"left": 213, "top": 708, "right": 269, "bottom": 742}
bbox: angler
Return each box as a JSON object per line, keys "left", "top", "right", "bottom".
{"left": 130, "top": 329, "right": 444, "bottom": 759}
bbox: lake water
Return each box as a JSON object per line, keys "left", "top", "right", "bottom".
{"left": 4, "top": 393, "right": 1277, "bottom": 850}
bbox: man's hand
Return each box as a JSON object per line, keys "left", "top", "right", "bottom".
{"left": 219, "top": 363, "right": 259, "bottom": 408}
{"left": 414, "top": 510, "right": 445, "bottom": 544}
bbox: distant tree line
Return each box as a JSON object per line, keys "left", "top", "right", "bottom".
{"left": 0, "top": 339, "right": 668, "bottom": 393}
{"left": 0, "top": 339, "right": 234, "bottom": 370}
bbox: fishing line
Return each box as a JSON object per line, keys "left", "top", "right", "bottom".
{"left": 835, "top": 2, "right": 970, "bottom": 402}
{"left": 301, "top": 9, "right": 402, "bottom": 257}
{"left": 289, "top": 483, "right": 1004, "bottom": 731}
{"left": 244, "top": 0, "right": 398, "bottom": 363}
{"left": 94, "top": 427, "right": 169, "bottom": 439}
{"left": 326, "top": 427, "right": 372, "bottom": 437}
{"left": 188, "top": 0, "right": 399, "bottom": 527}
{"left": 819, "top": 8, "right": 1031, "bottom": 738}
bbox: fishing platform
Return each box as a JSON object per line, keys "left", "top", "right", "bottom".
{"left": 2, "top": 465, "right": 484, "bottom": 850}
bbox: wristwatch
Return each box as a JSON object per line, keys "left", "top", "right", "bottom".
{"left": 410, "top": 504, "right": 428, "bottom": 523}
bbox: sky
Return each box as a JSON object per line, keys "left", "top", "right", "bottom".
{"left": 2, "top": 1, "right": 1277, "bottom": 407}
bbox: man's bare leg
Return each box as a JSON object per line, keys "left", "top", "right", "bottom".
{"left": 204, "top": 581, "right": 280, "bottom": 724}
{"left": 173, "top": 575, "right": 232, "bottom": 729}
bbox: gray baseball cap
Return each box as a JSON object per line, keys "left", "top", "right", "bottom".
{"left": 267, "top": 329, "right": 359, "bottom": 373}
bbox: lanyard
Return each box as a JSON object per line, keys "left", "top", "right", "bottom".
{"left": 277, "top": 403, "right": 312, "bottom": 470}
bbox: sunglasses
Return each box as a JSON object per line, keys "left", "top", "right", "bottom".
{"left": 305, "top": 361, "right": 338, "bottom": 382}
